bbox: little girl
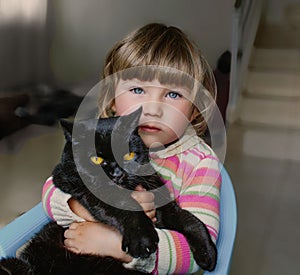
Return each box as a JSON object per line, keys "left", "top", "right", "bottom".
{"left": 42, "top": 23, "right": 222, "bottom": 274}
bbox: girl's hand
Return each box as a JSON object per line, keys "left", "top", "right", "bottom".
{"left": 64, "top": 221, "right": 132, "bottom": 262}
{"left": 68, "top": 198, "right": 95, "bottom": 222}
{"left": 64, "top": 186, "right": 156, "bottom": 258}
{"left": 131, "top": 185, "right": 156, "bottom": 223}
{"left": 68, "top": 186, "right": 156, "bottom": 223}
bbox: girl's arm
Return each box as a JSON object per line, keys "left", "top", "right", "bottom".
{"left": 41, "top": 177, "right": 156, "bottom": 270}
{"left": 42, "top": 177, "right": 85, "bottom": 227}
{"left": 150, "top": 151, "right": 221, "bottom": 274}
{"left": 42, "top": 178, "right": 156, "bottom": 225}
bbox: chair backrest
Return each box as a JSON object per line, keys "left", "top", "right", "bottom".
{"left": 0, "top": 202, "right": 51, "bottom": 258}
{"left": 0, "top": 168, "right": 237, "bottom": 274}
{"left": 204, "top": 166, "right": 237, "bottom": 275}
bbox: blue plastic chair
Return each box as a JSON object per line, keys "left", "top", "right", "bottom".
{"left": 204, "top": 167, "right": 237, "bottom": 275}
{"left": 0, "top": 167, "right": 237, "bottom": 274}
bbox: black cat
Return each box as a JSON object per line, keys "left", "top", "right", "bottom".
{"left": 0, "top": 108, "right": 217, "bottom": 274}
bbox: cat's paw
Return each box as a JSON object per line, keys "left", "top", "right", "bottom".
{"left": 190, "top": 237, "right": 217, "bottom": 271}
{"left": 122, "top": 221, "right": 159, "bottom": 259}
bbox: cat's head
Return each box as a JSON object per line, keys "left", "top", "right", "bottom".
{"left": 60, "top": 107, "right": 152, "bottom": 188}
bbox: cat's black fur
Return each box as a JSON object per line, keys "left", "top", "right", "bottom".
{"left": 0, "top": 108, "right": 217, "bottom": 274}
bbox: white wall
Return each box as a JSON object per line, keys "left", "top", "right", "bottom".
{"left": 0, "top": 0, "right": 49, "bottom": 90}
{"left": 49, "top": 0, "right": 234, "bottom": 85}
{"left": 0, "top": 0, "right": 234, "bottom": 90}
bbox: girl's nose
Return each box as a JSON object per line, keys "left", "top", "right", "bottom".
{"left": 142, "top": 101, "right": 163, "bottom": 117}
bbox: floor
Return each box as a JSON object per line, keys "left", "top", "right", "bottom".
{"left": 0, "top": 124, "right": 64, "bottom": 227}
{"left": 225, "top": 123, "right": 300, "bottom": 275}
{"left": 1, "top": 119, "right": 299, "bottom": 274}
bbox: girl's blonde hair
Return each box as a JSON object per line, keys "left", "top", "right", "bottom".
{"left": 98, "top": 23, "right": 216, "bottom": 136}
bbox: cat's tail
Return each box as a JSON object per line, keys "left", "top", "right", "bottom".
{"left": 0, "top": 257, "right": 30, "bottom": 275}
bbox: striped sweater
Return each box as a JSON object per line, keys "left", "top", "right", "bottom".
{"left": 42, "top": 127, "right": 221, "bottom": 274}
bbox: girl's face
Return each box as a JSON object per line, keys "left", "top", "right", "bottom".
{"left": 113, "top": 79, "right": 195, "bottom": 148}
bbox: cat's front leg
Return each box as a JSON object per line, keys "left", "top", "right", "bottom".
{"left": 155, "top": 202, "right": 217, "bottom": 271}
{"left": 77, "top": 190, "right": 159, "bottom": 259}
{"left": 121, "top": 210, "right": 158, "bottom": 259}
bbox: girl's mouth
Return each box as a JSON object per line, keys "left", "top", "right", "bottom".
{"left": 139, "top": 125, "right": 161, "bottom": 133}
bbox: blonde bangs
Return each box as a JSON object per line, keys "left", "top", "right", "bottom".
{"left": 100, "top": 23, "right": 217, "bottom": 136}
{"left": 117, "top": 65, "right": 196, "bottom": 92}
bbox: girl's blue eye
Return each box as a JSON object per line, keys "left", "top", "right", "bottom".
{"left": 130, "top": 87, "right": 144, "bottom": 94}
{"left": 167, "top": 91, "right": 182, "bottom": 99}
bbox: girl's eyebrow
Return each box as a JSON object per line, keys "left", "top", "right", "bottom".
{"left": 120, "top": 79, "right": 142, "bottom": 85}
{"left": 121, "top": 79, "right": 184, "bottom": 89}
{"left": 118, "top": 80, "right": 143, "bottom": 89}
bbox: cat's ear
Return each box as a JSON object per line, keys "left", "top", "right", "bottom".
{"left": 60, "top": 119, "right": 73, "bottom": 142}
{"left": 119, "top": 107, "right": 142, "bottom": 129}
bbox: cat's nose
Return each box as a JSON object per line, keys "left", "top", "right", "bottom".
{"left": 110, "top": 167, "right": 123, "bottom": 177}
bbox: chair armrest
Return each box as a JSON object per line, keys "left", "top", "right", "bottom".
{"left": 0, "top": 202, "right": 51, "bottom": 258}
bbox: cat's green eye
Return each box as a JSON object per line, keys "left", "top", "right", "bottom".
{"left": 90, "top": 156, "right": 104, "bottom": 165}
{"left": 123, "top": 152, "right": 135, "bottom": 161}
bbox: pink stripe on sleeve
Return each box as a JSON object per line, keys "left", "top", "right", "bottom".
{"left": 42, "top": 177, "right": 56, "bottom": 220}
{"left": 42, "top": 177, "right": 54, "bottom": 197}
{"left": 206, "top": 225, "right": 218, "bottom": 241}
{"left": 193, "top": 167, "right": 221, "bottom": 179}
{"left": 179, "top": 195, "right": 219, "bottom": 211}
{"left": 171, "top": 231, "right": 191, "bottom": 274}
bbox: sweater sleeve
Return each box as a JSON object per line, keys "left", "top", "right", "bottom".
{"left": 150, "top": 148, "right": 221, "bottom": 274}
{"left": 42, "top": 177, "right": 85, "bottom": 227}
